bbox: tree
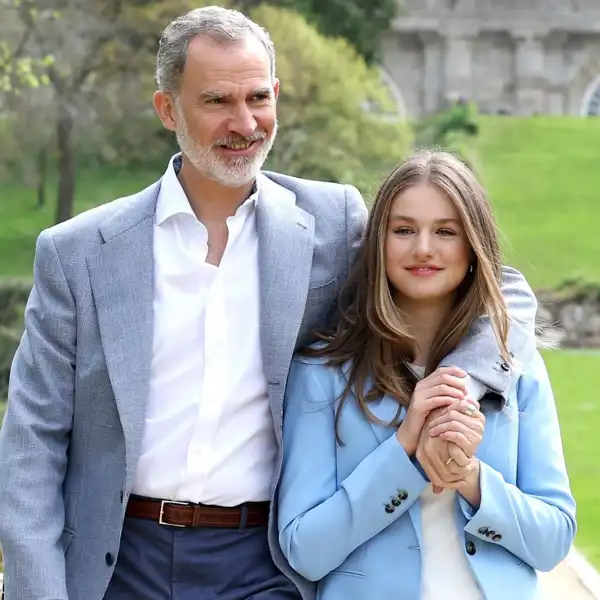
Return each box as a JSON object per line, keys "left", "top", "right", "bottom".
{"left": 240, "top": 0, "right": 399, "bottom": 64}
{"left": 252, "top": 5, "right": 411, "bottom": 193}
{"left": 0, "top": 0, "right": 52, "bottom": 92}
{"left": 11, "top": 0, "right": 229, "bottom": 224}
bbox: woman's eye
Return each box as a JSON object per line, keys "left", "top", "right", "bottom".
{"left": 394, "top": 227, "right": 413, "bottom": 235}
{"left": 437, "top": 228, "right": 456, "bottom": 237}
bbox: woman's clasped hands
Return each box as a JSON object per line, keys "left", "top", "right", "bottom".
{"left": 395, "top": 366, "right": 486, "bottom": 495}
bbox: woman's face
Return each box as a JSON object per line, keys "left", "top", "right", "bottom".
{"left": 384, "top": 183, "right": 471, "bottom": 308}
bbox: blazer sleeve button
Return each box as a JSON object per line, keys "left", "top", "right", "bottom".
{"left": 384, "top": 504, "right": 395, "bottom": 514}
{"left": 398, "top": 490, "right": 408, "bottom": 501}
{"left": 466, "top": 541, "right": 477, "bottom": 556}
{"left": 492, "top": 534, "right": 502, "bottom": 542}
{"left": 501, "top": 362, "right": 510, "bottom": 372}
{"left": 478, "top": 527, "right": 489, "bottom": 536}
{"left": 391, "top": 498, "right": 401, "bottom": 506}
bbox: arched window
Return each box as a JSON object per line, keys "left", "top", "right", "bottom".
{"left": 580, "top": 76, "right": 600, "bottom": 116}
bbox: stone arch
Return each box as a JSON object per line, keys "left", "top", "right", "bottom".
{"left": 378, "top": 67, "right": 407, "bottom": 119}
{"left": 580, "top": 75, "right": 600, "bottom": 116}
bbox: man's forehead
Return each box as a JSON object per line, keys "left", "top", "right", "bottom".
{"left": 185, "top": 34, "right": 271, "bottom": 76}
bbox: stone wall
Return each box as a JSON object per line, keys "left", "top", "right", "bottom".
{"left": 537, "top": 288, "right": 600, "bottom": 348}
{"left": 381, "top": 0, "right": 600, "bottom": 118}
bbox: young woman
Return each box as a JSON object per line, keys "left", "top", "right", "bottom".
{"left": 277, "top": 151, "right": 576, "bottom": 600}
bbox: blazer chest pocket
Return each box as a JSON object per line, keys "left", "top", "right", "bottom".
{"left": 299, "top": 279, "right": 338, "bottom": 341}
{"left": 306, "top": 278, "right": 338, "bottom": 309}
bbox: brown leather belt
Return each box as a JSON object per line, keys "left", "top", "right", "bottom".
{"left": 125, "top": 496, "right": 270, "bottom": 529}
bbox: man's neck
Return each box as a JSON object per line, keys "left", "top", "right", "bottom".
{"left": 177, "top": 157, "right": 256, "bottom": 223}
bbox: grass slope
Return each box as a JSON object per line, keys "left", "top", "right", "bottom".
{"left": 474, "top": 117, "right": 600, "bottom": 289}
{"left": 543, "top": 349, "right": 600, "bottom": 569}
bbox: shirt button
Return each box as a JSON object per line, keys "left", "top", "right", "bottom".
{"left": 105, "top": 552, "right": 115, "bottom": 566}
{"left": 466, "top": 541, "right": 477, "bottom": 556}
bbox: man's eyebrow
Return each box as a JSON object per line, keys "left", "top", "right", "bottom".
{"left": 198, "top": 87, "right": 273, "bottom": 102}
{"left": 199, "top": 90, "right": 229, "bottom": 102}
{"left": 251, "top": 87, "right": 273, "bottom": 97}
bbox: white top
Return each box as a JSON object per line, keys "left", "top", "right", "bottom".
{"left": 131, "top": 158, "right": 275, "bottom": 506}
{"left": 410, "top": 364, "right": 484, "bottom": 599}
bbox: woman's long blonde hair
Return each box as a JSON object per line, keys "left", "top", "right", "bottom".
{"left": 309, "top": 151, "right": 510, "bottom": 437}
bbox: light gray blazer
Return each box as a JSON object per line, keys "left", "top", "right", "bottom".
{"left": 0, "top": 165, "right": 538, "bottom": 600}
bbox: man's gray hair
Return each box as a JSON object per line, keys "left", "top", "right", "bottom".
{"left": 156, "top": 6, "right": 276, "bottom": 95}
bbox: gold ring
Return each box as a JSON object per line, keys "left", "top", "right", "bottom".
{"left": 445, "top": 457, "right": 454, "bottom": 466}
{"left": 465, "top": 405, "right": 475, "bottom": 417}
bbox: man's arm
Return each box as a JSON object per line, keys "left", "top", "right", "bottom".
{"left": 440, "top": 266, "right": 538, "bottom": 405}
{"left": 0, "top": 230, "right": 76, "bottom": 600}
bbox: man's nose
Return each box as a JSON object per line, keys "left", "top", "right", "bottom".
{"left": 228, "top": 105, "right": 257, "bottom": 138}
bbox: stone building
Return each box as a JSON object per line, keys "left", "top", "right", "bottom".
{"left": 380, "top": 0, "right": 600, "bottom": 118}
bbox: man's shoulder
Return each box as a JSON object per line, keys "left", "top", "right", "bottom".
{"left": 262, "top": 171, "right": 363, "bottom": 210}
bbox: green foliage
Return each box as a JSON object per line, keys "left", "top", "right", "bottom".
{"left": 414, "top": 100, "right": 480, "bottom": 161}
{"left": 252, "top": 4, "right": 411, "bottom": 190}
{"left": 272, "top": 0, "right": 398, "bottom": 63}
{"left": 0, "top": 279, "right": 29, "bottom": 400}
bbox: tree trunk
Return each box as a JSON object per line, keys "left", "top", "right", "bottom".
{"left": 36, "top": 146, "right": 47, "bottom": 209}
{"left": 54, "top": 102, "right": 76, "bottom": 224}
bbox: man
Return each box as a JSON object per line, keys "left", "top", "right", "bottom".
{"left": 0, "top": 6, "right": 538, "bottom": 600}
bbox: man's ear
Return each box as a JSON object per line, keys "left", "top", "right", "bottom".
{"left": 153, "top": 90, "right": 177, "bottom": 132}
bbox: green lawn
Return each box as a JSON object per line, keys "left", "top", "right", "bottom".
{"left": 542, "top": 349, "right": 600, "bottom": 569}
{"left": 0, "top": 167, "right": 156, "bottom": 278}
{"left": 474, "top": 117, "right": 600, "bottom": 290}
{"left": 2, "top": 117, "right": 600, "bottom": 287}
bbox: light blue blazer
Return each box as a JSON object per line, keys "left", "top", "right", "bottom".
{"left": 277, "top": 351, "right": 576, "bottom": 600}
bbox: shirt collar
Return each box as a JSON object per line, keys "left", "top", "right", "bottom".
{"left": 155, "top": 153, "right": 260, "bottom": 226}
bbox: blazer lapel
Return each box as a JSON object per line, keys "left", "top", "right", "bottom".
{"left": 87, "top": 182, "right": 159, "bottom": 472}
{"left": 256, "top": 174, "right": 315, "bottom": 440}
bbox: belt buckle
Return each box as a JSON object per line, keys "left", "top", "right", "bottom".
{"left": 158, "top": 500, "right": 189, "bottom": 527}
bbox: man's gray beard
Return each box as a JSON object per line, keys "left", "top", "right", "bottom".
{"left": 175, "top": 118, "right": 277, "bottom": 188}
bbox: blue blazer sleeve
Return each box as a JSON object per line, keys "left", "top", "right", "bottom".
{"left": 463, "top": 351, "right": 577, "bottom": 571}
{"left": 277, "top": 358, "right": 428, "bottom": 581}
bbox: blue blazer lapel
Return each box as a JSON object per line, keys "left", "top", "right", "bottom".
{"left": 87, "top": 181, "right": 159, "bottom": 475}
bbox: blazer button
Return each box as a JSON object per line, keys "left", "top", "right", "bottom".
{"left": 398, "top": 490, "right": 408, "bottom": 501}
{"left": 466, "top": 541, "right": 477, "bottom": 556}
{"left": 492, "top": 534, "right": 502, "bottom": 542}
{"left": 500, "top": 362, "right": 510, "bottom": 372}
{"left": 478, "top": 527, "right": 489, "bottom": 536}
{"left": 105, "top": 552, "right": 115, "bottom": 566}
{"left": 384, "top": 504, "right": 395, "bottom": 514}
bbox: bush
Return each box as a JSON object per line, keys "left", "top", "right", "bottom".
{"left": 0, "top": 279, "right": 30, "bottom": 399}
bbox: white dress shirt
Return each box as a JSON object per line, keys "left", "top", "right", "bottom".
{"left": 131, "top": 158, "right": 276, "bottom": 506}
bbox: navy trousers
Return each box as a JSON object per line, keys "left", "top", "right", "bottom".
{"left": 103, "top": 515, "right": 301, "bottom": 600}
